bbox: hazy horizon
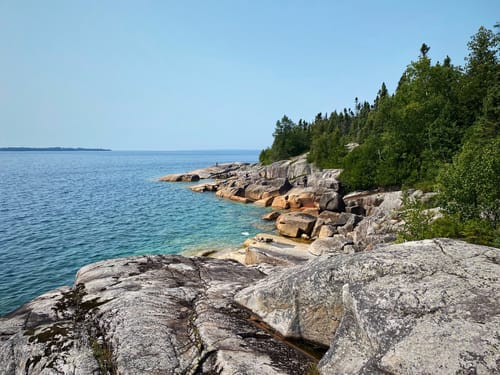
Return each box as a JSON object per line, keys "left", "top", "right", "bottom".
{"left": 1, "top": 1, "right": 498, "bottom": 150}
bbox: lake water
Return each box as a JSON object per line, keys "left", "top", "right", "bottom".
{"left": 0, "top": 150, "right": 274, "bottom": 315}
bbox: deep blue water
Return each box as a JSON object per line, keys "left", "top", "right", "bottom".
{"left": 0, "top": 150, "right": 274, "bottom": 315}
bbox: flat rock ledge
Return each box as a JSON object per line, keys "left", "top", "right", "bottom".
{"left": 2, "top": 239, "right": 498, "bottom": 375}
{"left": 236, "top": 238, "right": 500, "bottom": 374}
{"left": 0, "top": 255, "right": 314, "bottom": 374}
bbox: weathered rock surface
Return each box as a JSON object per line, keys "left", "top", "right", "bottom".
{"left": 319, "top": 190, "right": 345, "bottom": 212}
{"left": 349, "top": 191, "right": 404, "bottom": 249}
{"left": 271, "top": 195, "right": 290, "bottom": 210}
{"left": 0, "top": 255, "right": 314, "bottom": 374}
{"left": 275, "top": 212, "right": 317, "bottom": 238}
{"left": 309, "top": 235, "right": 355, "bottom": 256}
{"left": 158, "top": 173, "right": 200, "bottom": 182}
{"left": 243, "top": 233, "right": 313, "bottom": 267}
{"left": 236, "top": 239, "right": 500, "bottom": 374}
{"left": 261, "top": 211, "right": 281, "bottom": 221}
{"left": 190, "top": 182, "right": 218, "bottom": 192}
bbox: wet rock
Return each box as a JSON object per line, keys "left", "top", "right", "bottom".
{"left": 0, "top": 256, "right": 315, "bottom": 374}
{"left": 236, "top": 239, "right": 500, "bottom": 375}
{"left": 275, "top": 212, "right": 317, "bottom": 238}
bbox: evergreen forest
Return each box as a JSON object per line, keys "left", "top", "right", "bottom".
{"left": 259, "top": 25, "right": 499, "bottom": 246}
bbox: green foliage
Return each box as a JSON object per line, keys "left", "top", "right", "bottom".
{"left": 437, "top": 137, "right": 499, "bottom": 226}
{"left": 260, "top": 115, "right": 311, "bottom": 164}
{"left": 259, "top": 25, "right": 499, "bottom": 245}
{"left": 259, "top": 147, "right": 273, "bottom": 165}
{"left": 339, "top": 136, "right": 378, "bottom": 190}
{"left": 460, "top": 219, "right": 498, "bottom": 246}
{"left": 396, "top": 192, "right": 435, "bottom": 242}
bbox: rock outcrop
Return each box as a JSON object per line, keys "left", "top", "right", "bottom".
{"left": 236, "top": 239, "right": 500, "bottom": 374}
{"left": 158, "top": 173, "right": 200, "bottom": 182}
{"left": 275, "top": 212, "right": 317, "bottom": 238}
{"left": 0, "top": 256, "right": 314, "bottom": 374}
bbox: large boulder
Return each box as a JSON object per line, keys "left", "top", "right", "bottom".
{"left": 245, "top": 178, "right": 292, "bottom": 201}
{"left": 275, "top": 212, "right": 317, "bottom": 238}
{"left": 308, "top": 169, "right": 342, "bottom": 191}
{"left": 308, "top": 235, "right": 355, "bottom": 256}
{"left": 350, "top": 191, "right": 404, "bottom": 249}
{"left": 271, "top": 195, "right": 290, "bottom": 210}
{"left": 236, "top": 239, "right": 500, "bottom": 374}
{"left": 262, "top": 155, "right": 318, "bottom": 180}
{"left": 319, "top": 191, "right": 345, "bottom": 212}
{"left": 0, "top": 256, "right": 314, "bottom": 374}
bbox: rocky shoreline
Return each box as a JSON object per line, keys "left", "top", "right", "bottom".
{"left": 1, "top": 156, "right": 499, "bottom": 374}
{"left": 170, "top": 155, "right": 420, "bottom": 265}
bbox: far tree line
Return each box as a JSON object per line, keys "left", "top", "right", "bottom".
{"left": 259, "top": 25, "right": 499, "bottom": 247}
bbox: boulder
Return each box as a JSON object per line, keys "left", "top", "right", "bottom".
{"left": 216, "top": 186, "right": 245, "bottom": 199}
{"left": 254, "top": 196, "right": 274, "bottom": 207}
{"left": 308, "top": 170, "right": 342, "bottom": 191}
{"left": 158, "top": 173, "right": 200, "bottom": 182}
{"left": 236, "top": 239, "right": 500, "bottom": 374}
{"left": 276, "top": 212, "right": 317, "bottom": 238}
{"left": 261, "top": 211, "right": 281, "bottom": 221}
{"left": 311, "top": 211, "right": 342, "bottom": 238}
{"left": 230, "top": 196, "right": 251, "bottom": 204}
{"left": 286, "top": 191, "right": 316, "bottom": 209}
{"left": 309, "top": 235, "right": 355, "bottom": 256}
{"left": 318, "top": 224, "right": 338, "bottom": 238}
{"left": 0, "top": 256, "right": 314, "bottom": 374}
{"left": 190, "top": 183, "right": 218, "bottom": 192}
{"left": 345, "top": 205, "right": 365, "bottom": 216}
{"left": 245, "top": 178, "right": 293, "bottom": 200}
{"left": 319, "top": 191, "right": 345, "bottom": 212}
{"left": 271, "top": 196, "right": 289, "bottom": 210}
{"left": 350, "top": 191, "right": 404, "bottom": 249}
{"left": 262, "top": 155, "right": 318, "bottom": 180}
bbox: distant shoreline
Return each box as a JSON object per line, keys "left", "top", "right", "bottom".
{"left": 0, "top": 147, "right": 111, "bottom": 152}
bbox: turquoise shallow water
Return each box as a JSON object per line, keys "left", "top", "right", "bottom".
{"left": 0, "top": 150, "right": 273, "bottom": 315}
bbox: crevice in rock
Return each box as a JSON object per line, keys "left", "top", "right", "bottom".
{"left": 242, "top": 306, "right": 329, "bottom": 361}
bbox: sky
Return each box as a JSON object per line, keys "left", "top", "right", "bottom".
{"left": 0, "top": 1, "right": 498, "bottom": 151}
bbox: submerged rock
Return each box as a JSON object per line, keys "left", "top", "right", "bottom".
{"left": 236, "top": 239, "right": 500, "bottom": 374}
{"left": 0, "top": 256, "right": 314, "bottom": 374}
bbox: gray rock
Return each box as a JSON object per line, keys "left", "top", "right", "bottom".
{"left": 318, "top": 224, "right": 338, "bottom": 238}
{"left": 345, "top": 205, "right": 365, "bottom": 216}
{"left": 275, "top": 212, "right": 317, "bottom": 238}
{"left": 261, "top": 211, "right": 281, "bottom": 221}
{"left": 311, "top": 211, "right": 342, "bottom": 238}
{"left": 262, "top": 155, "right": 318, "bottom": 180}
{"left": 309, "top": 236, "right": 354, "bottom": 256}
{"left": 236, "top": 239, "right": 500, "bottom": 374}
{"left": 319, "top": 191, "right": 345, "bottom": 212}
{"left": 0, "top": 256, "right": 314, "bottom": 374}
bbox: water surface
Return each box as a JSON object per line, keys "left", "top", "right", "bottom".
{"left": 0, "top": 150, "right": 273, "bottom": 315}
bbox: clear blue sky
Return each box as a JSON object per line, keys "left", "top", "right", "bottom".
{"left": 0, "top": 1, "right": 497, "bottom": 150}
